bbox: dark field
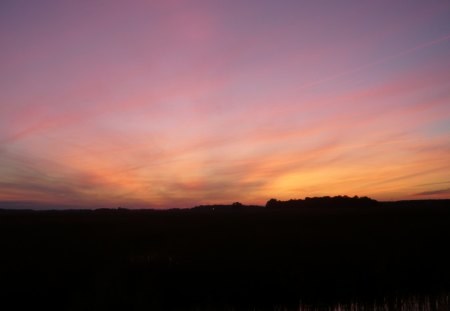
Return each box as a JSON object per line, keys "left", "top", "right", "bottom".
{"left": 1, "top": 200, "right": 450, "bottom": 310}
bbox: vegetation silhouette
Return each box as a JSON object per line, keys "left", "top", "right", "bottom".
{"left": 0, "top": 196, "right": 449, "bottom": 310}
{"left": 266, "top": 195, "right": 378, "bottom": 208}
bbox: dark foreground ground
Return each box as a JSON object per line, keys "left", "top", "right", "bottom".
{"left": 1, "top": 200, "right": 450, "bottom": 310}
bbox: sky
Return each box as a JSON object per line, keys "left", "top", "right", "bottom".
{"left": 1, "top": 0, "right": 450, "bottom": 209}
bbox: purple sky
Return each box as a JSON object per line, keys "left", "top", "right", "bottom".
{"left": 1, "top": 0, "right": 450, "bottom": 208}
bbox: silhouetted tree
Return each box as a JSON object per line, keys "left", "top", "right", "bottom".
{"left": 266, "top": 198, "right": 280, "bottom": 208}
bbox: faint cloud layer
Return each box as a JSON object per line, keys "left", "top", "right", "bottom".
{"left": 415, "top": 188, "right": 450, "bottom": 196}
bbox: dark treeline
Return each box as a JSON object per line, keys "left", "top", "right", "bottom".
{"left": 190, "top": 196, "right": 378, "bottom": 211}
{"left": 191, "top": 201, "right": 261, "bottom": 211}
{"left": 265, "top": 195, "right": 378, "bottom": 208}
{"left": 1, "top": 198, "right": 450, "bottom": 310}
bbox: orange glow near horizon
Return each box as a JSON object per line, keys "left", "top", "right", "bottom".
{"left": 1, "top": 1, "right": 450, "bottom": 209}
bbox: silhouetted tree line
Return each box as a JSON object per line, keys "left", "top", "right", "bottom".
{"left": 266, "top": 195, "right": 378, "bottom": 208}
{"left": 192, "top": 202, "right": 262, "bottom": 211}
